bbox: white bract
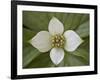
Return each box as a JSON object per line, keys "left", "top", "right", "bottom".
{"left": 30, "top": 17, "right": 83, "bottom": 65}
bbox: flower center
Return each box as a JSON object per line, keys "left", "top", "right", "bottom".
{"left": 51, "top": 34, "right": 65, "bottom": 48}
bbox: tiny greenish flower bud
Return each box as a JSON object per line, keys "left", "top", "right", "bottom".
{"left": 55, "top": 43, "right": 58, "bottom": 47}
{"left": 52, "top": 39, "right": 55, "bottom": 43}
{"left": 60, "top": 42, "right": 64, "bottom": 46}
{"left": 57, "top": 43, "right": 60, "bottom": 47}
{"left": 55, "top": 36, "right": 58, "bottom": 39}
{"left": 56, "top": 39, "right": 59, "bottom": 43}
{"left": 60, "top": 40, "right": 63, "bottom": 43}
{"left": 52, "top": 44, "right": 55, "bottom": 47}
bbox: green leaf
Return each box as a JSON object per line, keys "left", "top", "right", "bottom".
{"left": 23, "top": 28, "right": 35, "bottom": 42}
{"left": 80, "top": 37, "right": 89, "bottom": 52}
{"left": 25, "top": 52, "right": 55, "bottom": 68}
{"left": 79, "top": 14, "right": 89, "bottom": 24}
{"left": 23, "top": 44, "right": 41, "bottom": 68}
{"left": 70, "top": 49, "right": 89, "bottom": 62}
{"left": 76, "top": 21, "right": 89, "bottom": 38}
{"left": 64, "top": 52, "right": 89, "bottom": 66}
{"left": 23, "top": 11, "right": 49, "bottom": 32}
{"left": 64, "top": 13, "right": 82, "bottom": 30}
{"left": 23, "top": 28, "right": 36, "bottom": 48}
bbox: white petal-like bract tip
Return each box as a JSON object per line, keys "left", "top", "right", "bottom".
{"left": 64, "top": 30, "right": 83, "bottom": 52}
{"left": 50, "top": 48, "right": 64, "bottom": 65}
{"left": 48, "top": 17, "right": 64, "bottom": 35}
{"left": 30, "top": 31, "right": 52, "bottom": 52}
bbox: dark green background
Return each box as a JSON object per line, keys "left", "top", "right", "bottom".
{"left": 23, "top": 11, "right": 90, "bottom": 68}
